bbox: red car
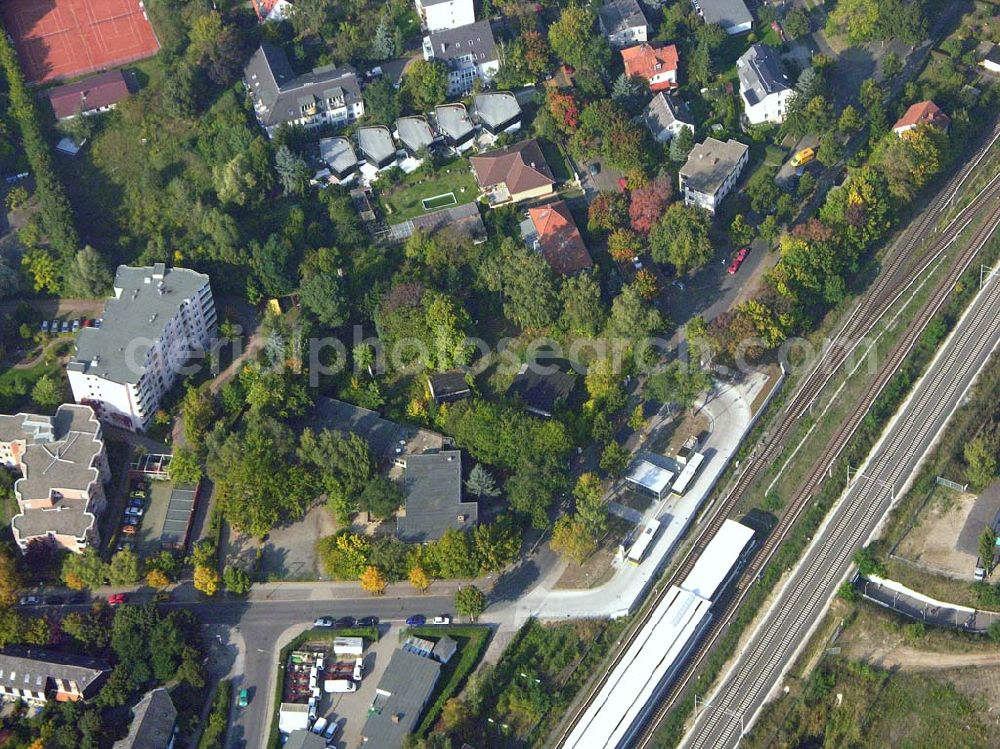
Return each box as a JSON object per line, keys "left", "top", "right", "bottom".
{"left": 107, "top": 593, "right": 128, "bottom": 606}
{"left": 727, "top": 246, "right": 751, "bottom": 275}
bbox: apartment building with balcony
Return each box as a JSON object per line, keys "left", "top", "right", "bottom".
{"left": 422, "top": 20, "right": 499, "bottom": 96}
{"left": 244, "top": 44, "right": 364, "bottom": 137}
{"left": 67, "top": 264, "right": 216, "bottom": 432}
{"left": 0, "top": 404, "right": 109, "bottom": 553}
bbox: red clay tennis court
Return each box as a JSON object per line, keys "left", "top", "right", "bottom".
{"left": 1, "top": 0, "right": 160, "bottom": 84}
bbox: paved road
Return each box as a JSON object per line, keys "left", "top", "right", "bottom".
{"left": 680, "top": 254, "right": 1000, "bottom": 748}
{"left": 858, "top": 576, "right": 1000, "bottom": 633}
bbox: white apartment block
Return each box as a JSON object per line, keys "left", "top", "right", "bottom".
{"left": 737, "top": 43, "right": 793, "bottom": 125}
{"left": 67, "top": 264, "right": 216, "bottom": 432}
{"left": 598, "top": 0, "right": 649, "bottom": 49}
{"left": 422, "top": 20, "right": 500, "bottom": 96}
{"left": 415, "top": 0, "right": 475, "bottom": 32}
{"left": 0, "top": 404, "right": 109, "bottom": 553}
{"left": 679, "top": 138, "right": 750, "bottom": 214}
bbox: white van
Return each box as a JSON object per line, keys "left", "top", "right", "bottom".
{"left": 353, "top": 658, "right": 364, "bottom": 682}
{"left": 312, "top": 717, "right": 328, "bottom": 735}
{"left": 324, "top": 679, "right": 357, "bottom": 693}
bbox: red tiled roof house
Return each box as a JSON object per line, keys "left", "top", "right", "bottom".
{"left": 621, "top": 44, "right": 679, "bottom": 92}
{"left": 525, "top": 201, "right": 593, "bottom": 276}
{"left": 892, "top": 100, "right": 950, "bottom": 136}
{"left": 46, "top": 70, "right": 130, "bottom": 121}
{"left": 470, "top": 140, "right": 556, "bottom": 206}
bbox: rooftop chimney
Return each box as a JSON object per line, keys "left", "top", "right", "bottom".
{"left": 152, "top": 262, "right": 166, "bottom": 280}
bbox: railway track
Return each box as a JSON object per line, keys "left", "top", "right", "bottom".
{"left": 682, "top": 211, "right": 1000, "bottom": 749}
{"left": 552, "top": 118, "right": 1000, "bottom": 749}
{"left": 636, "top": 191, "right": 1000, "bottom": 749}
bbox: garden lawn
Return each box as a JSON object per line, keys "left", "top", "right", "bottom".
{"left": 379, "top": 157, "right": 479, "bottom": 221}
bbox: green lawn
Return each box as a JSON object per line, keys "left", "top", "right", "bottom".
{"left": 538, "top": 138, "right": 573, "bottom": 183}
{"left": 379, "top": 157, "right": 479, "bottom": 221}
{"left": 0, "top": 357, "right": 65, "bottom": 413}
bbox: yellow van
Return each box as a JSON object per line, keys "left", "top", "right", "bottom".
{"left": 791, "top": 147, "right": 815, "bottom": 167}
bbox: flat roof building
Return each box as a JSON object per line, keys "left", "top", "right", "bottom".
{"left": 679, "top": 137, "right": 749, "bottom": 214}
{"left": 395, "top": 116, "right": 437, "bottom": 157}
{"left": 1, "top": 404, "right": 109, "bottom": 554}
{"left": 67, "top": 264, "right": 216, "bottom": 431}
{"left": 473, "top": 92, "right": 522, "bottom": 136}
{"left": 397, "top": 450, "right": 478, "bottom": 542}
{"left": 357, "top": 125, "right": 398, "bottom": 169}
{"left": 319, "top": 136, "right": 359, "bottom": 181}
{"left": 625, "top": 459, "right": 675, "bottom": 501}
{"left": 435, "top": 103, "right": 476, "bottom": 150}
{"left": 360, "top": 648, "right": 442, "bottom": 748}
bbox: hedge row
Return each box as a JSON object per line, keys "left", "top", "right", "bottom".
{"left": 0, "top": 24, "right": 79, "bottom": 260}
{"left": 197, "top": 679, "right": 232, "bottom": 749}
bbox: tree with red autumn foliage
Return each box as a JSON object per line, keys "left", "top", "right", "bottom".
{"left": 521, "top": 30, "right": 551, "bottom": 78}
{"left": 546, "top": 88, "right": 581, "bottom": 134}
{"left": 608, "top": 228, "right": 643, "bottom": 263}
{"left": 587, "top": 192, "right": 629, "bottom": 234}
{"left": 629, "top": 177, "right": 674, "bottom": 233}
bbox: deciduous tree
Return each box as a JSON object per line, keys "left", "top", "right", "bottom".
{"left": 360, "top": 565, "right": 388, "bottom": 595}
{"left": 629, "top": 177, "right": 674, "bottom": 233}
{"left": 454, "top": 585, "right": 487, "bottom": 621}
{"left": 403, "top": 60, "right": 448, "bottom": 110}
{"left": 550, "top": 515, "right": 595, "bottom": 564}
{"left": 649, "top": 203, "right": 714, "bottom": 274}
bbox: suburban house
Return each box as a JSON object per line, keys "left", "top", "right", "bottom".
{"left": 737, "top": 43, "right": 793, "bottom": 125}
{"left": 679, "top": 137, "right": 749, "bottom": 214}
{"left": 892, "top": 100, "right": 951, "bottom": 136}
{"left": 67, "top": 264, "right": 217, "bottom": 432}
{"left": 980, "top": 42, "right": 1000, "bottom": 74}
{"left": 470, "top": 139, "right": 556, "bottom": 206}
{"left": 426, "top": 371, "right": 472, "bottom": 404}
{"left": 46, "top": 70, "right": 130, "bottom": 120}
{"left": 387, "top": 202, "right": 488, "bottom": 244}
{"left": 414, "top": 0, "right": 475, "bottom": 32}
{"left": 473, "top": 91, "right": 522, "bottom": 136}
{"left": 0, "top": 647, "right": 110, "bottom": 704}
{"left": 644, "top": 92, "right": 694, "bottom": 142}
{"left": 506, "top": 363, "right": 576, "bottom": 418}
{"left": 357, "top": 125, "right": 398, "bottom": 170}
{"left": 521, "top": 200, "right": 593, "bottom": 276}
{"left": 113, "top": 688, "right": 177, "bottom": 749}
{"left": 244, "top": 44, "right": 364, "bottom": 137}
{"left": 422, "top": 20, "right": 500, "bottom": 96}
{"left": 598, "top": 0, "right": 649, "bottom": 49}
{"left": 434, "top": 103, "right": 477, "bottom": 151}
{"left": 360, "top": 648, "right": 442, "bottom": 749}
{"left": 621, "top": 44, "right": 679, "bottom": 92}
{"left": 397, "top": 450, "right": 478, "bottom": 543}
{"left": 1, "top": 404, "right": 109, "bottom": 554}
{"left": 395, "top": 116, "right": 438, "bottom": 158}
{"left": 691, "top": 0, "right": 753, "bottom": 35}
{"left": 319, "top": 136, "right": 359, "bottom": 183}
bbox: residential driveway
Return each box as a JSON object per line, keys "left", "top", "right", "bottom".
{"left": 578, "top": 157, "right": 625, "bottom": 200}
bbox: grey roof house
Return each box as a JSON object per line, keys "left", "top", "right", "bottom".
{"left": 397, "top": 450, "right": 478, "bottom": 543}
{"left": 644, "top": 92, "right": 694, "bottom": 143}
{"left": 360, "top": 648, "right": 442, "bottom": 749}
{"left": 0, "top": 647, "right": 110, "bottom": 704}
{"left": 395, "top": 116, "right": 438, "bottom": 158}
{"left": 598, "top": 0, "right": 649, "bottom": 49}
{"left": 244, "top": 44, "right": 364, "bottom": 137}
{"left": 319, "top": 136, "right": 359, "bottom": 181}
{"left": 679, "top": 137, "right": 749, "bottom": 214}
{"left": 422, "top": 20, "right": 500, "bottom": 95}
{"left": 473, "top": 92, "right": 522, "bottom": 136}
{"left": 357, "top": 125, "right": 398, "bottom": 169}
{"left": 434, "top": 103, "right": 476, "bottom": 150}
{"left": 506, "top": 362, "right": 576, "bottom": 418}
{"left": 113, "top": 688, "right": 177, "bottom": 749}
{"left": 690, "top": 0, "right": 753, "bottom": 35}
{"left": 736, "top": 43, "right": 793, "bottom": 124}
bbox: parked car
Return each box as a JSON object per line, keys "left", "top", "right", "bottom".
{"left": 727, "top": 246, "right": 751, "bottom": 275}
{"left": 67, "top": 593, "right": 87, "bottom": 605}
{"left": 432, "top": 615, "right": 451, "bottom": 625}
{"left": 357, "top": 616, "right": 379, "bottom": 628}
{"left": 71, "top": 319, "right": 81, "bottom": 332}
{"left": 93, "top": 318, "right": 102, "bottom": 328}
{"left": 45, "top": 595, "right": 63, "bottom": 606}
{"left": 352, "top": 658, "right": 364, "bottom": 681}
{"left": 60, "top": 320, "right": 70, "bottom": 333}
{"left": 631, "top": 256, "right": 643, "bottom": 270}
{"left": 107, "top": 593, "right": 128, "bottom": 606}
{"left": 406, "top": 615, "right": 426, "bottom": 626}
{"left": 334, "top": 616, "right": 356, "bottom": 629}
{"left": 18, "top": 595, "right": 40, "bottom": 606}
{"left": 323, "top": 679, "right": 356, "bottom": 693}
{"left": 40, "top": 321, "right": 50, "bottom": 333}
{"left": 82, "top": 318, "right": 92, "bottom": 327}
{"left": 238, "top": 688, "right": 249, "bottom": 708}
{"left": 312, "top": 717, "right": 328, "bottom": 735}
{"left": 126, "top": 505, "right": 144, "bottom": 517}
{"left": 588, "top": 163, "right": 600, "bottom": 176}
{"left": 121, "top": 525, "right": 137, "bottom": 535}
{"left": 313, "top": 616, "right": 334, "bottom": 628}
{"left": 324, "top": 721, "right": 339, "bottom": 740}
